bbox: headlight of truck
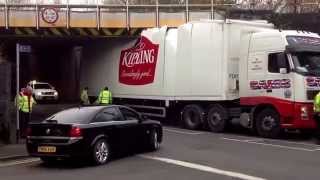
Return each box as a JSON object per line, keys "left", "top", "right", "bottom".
{"left": 36, "top": 92, "right": 41, "bottom": 96}
{"left": 54, "top": 92, "right": 58, "bottom": 96}
{"left": 301, "top": 106, "right": 308, "bottom": 120}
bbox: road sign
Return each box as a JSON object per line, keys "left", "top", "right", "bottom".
{"left": 19, "top": 45, "right": 31, "bottom": 53}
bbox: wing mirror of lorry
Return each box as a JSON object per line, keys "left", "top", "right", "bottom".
{"left": 279, "top": 68, "right": 288, "bottom": 74}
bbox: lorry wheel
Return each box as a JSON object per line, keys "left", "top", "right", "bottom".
{"left": 206, "top": 105, "right": 228, "bottom": 133}
{"left": 182, "top": 105, "right": 204, "bottom": 130}
{"left": 255, "top": 108, "right": 281, "bottom": 138}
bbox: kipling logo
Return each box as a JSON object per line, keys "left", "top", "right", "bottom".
{"left": 119, "top": 36, "right": 159, "bottom": 85}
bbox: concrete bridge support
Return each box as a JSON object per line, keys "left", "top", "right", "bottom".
{"left": 0, "top": 60, "right": 15, "bottom": 144}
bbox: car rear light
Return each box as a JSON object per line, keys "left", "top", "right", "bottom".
{"left": 70, "top": 126, "right": 82, "bottom": 137}
{"left": 26, "top": 127, "right": 32, "bottom": 136}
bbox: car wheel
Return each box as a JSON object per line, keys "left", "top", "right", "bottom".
{"left": 256, "top": 108, "right": 281, "bottom": 138}
{"left": 92, "top": 139, "right": 110, "bottom": 165}
{"left": 40, "top": 157, "right": 57, "bottom": 164}
{"left": 148, "top": 129, "right": 160, "bottom": 151}
{"left": 182, "top": 105, "right": 204, "bottom": 130}
{"left": 206, "top": 105, "right": 228, "bottom": 133}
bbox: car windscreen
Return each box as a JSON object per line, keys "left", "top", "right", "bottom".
{"left": 45, "top": 107, "right": 103, "bottom": 124}
{"left": 34, "top": 83, "right": 51, "bottom": 89}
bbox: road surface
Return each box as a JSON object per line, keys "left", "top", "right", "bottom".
{"left": 1, "top": 126, "right": 320, "bottom": 180}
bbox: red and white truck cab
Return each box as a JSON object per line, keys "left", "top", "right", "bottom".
{"left": 240, "top": 31, "right": 320, "bottom": 137}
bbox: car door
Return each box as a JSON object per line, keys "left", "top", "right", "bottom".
{"left": 90, "top": 107, "right": 122, "bottom": 148}
{"left": 118, "top": 107, "right": 141, "bottom": 148}
{"left": 265, "top": 52, "right": 294, "bottom": 116}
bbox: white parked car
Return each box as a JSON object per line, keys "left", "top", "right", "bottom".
{"left": 27, "top": 81, "right": 58, "bottom": 102}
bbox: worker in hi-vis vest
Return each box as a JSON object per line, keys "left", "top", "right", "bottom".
{"left": 15, "top": 88, "right": 36, "bottom": 137}
{"left": 97, "top": 86, "right": 112, "bottom": 105}
{"left": 314, "top": 91, "right": 320, "bottom": 142}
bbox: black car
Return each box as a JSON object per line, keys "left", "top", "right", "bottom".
{"left": 26, "top": 105, "right": 162, "bottom": 165}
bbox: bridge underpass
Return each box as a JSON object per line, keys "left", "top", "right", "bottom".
{"left": 0, "top": 2, "right": 228, "bottom": 103}
{"left": 1, "top": 36, "right": 138, "bottom": 103}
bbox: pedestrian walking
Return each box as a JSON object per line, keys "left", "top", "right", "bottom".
{"left": 97, "top": 86, "right": 112, "bottom": 105}
{"left": 80, "top": 87, "right": 90, "bottom": 105}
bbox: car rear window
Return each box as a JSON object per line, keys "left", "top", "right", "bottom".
{"left": 45, "top": 107, "right": 103, "bottom": 124}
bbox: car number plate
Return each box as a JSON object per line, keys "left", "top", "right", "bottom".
{"left": 37, "top": 146, "right": 56, "bottom": 153}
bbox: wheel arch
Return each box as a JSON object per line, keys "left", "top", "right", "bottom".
{"left": 90, "top": 134, "right": 108, "bottom": 147}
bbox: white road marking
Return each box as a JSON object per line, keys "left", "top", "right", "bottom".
{"left": 221, "top": 134, "right": 320, "bottom": 147}
{"left": 164, "top": 128, "right": 204, "bottom": 135}
{"left": 221, "top": 138, "right": 316, "bottom": 152}
{"left": 0, "top": 158, "right": 40, "bottom": 168}
{"left": 140, "top": 155, "right": 267, "bottom": 180}
{"left": 261, "top": 139, "right": 320, "bottom": 147}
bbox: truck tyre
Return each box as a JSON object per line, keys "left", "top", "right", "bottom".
{"left": 182, "top": 105, "right": 204, "bottom": 130}
{"left": 255, "top": 108, "right": 281, "bottom": 138}
{"left": 206, "top": 105, "right": 228, "bottom": 133}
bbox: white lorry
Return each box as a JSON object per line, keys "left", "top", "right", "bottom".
{"left": 99, "top": 19, "right": 320, "bottom": 138}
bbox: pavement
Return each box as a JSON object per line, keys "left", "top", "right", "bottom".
{"left": 0, "top": 140, "right": 27, "bottom": 161}
{"left": 0, "top": 126, "right": 320, "bottom": 180}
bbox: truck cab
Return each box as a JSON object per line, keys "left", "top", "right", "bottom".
{"left": 240, "top": 31, "right": 319, "bottom": 138}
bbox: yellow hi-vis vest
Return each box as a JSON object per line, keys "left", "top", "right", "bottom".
{"left": 19, "top": 95, "right": 34, "bottom": 113}
{"left": 314, "top": 92, "right": 320, "bottom": 113}
{"left": 98, "top": 90, "right": 112, "bottom": 105}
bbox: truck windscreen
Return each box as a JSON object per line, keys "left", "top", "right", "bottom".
{"left": 291, "top": 52, "right": 320, "bottom": 76}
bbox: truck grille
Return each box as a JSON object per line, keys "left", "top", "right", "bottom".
{"left": 306, "top": 90, "right": 319, "bottom": 100}
{"left": 42, "top": 92, "right": 54, "bottom": 95}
